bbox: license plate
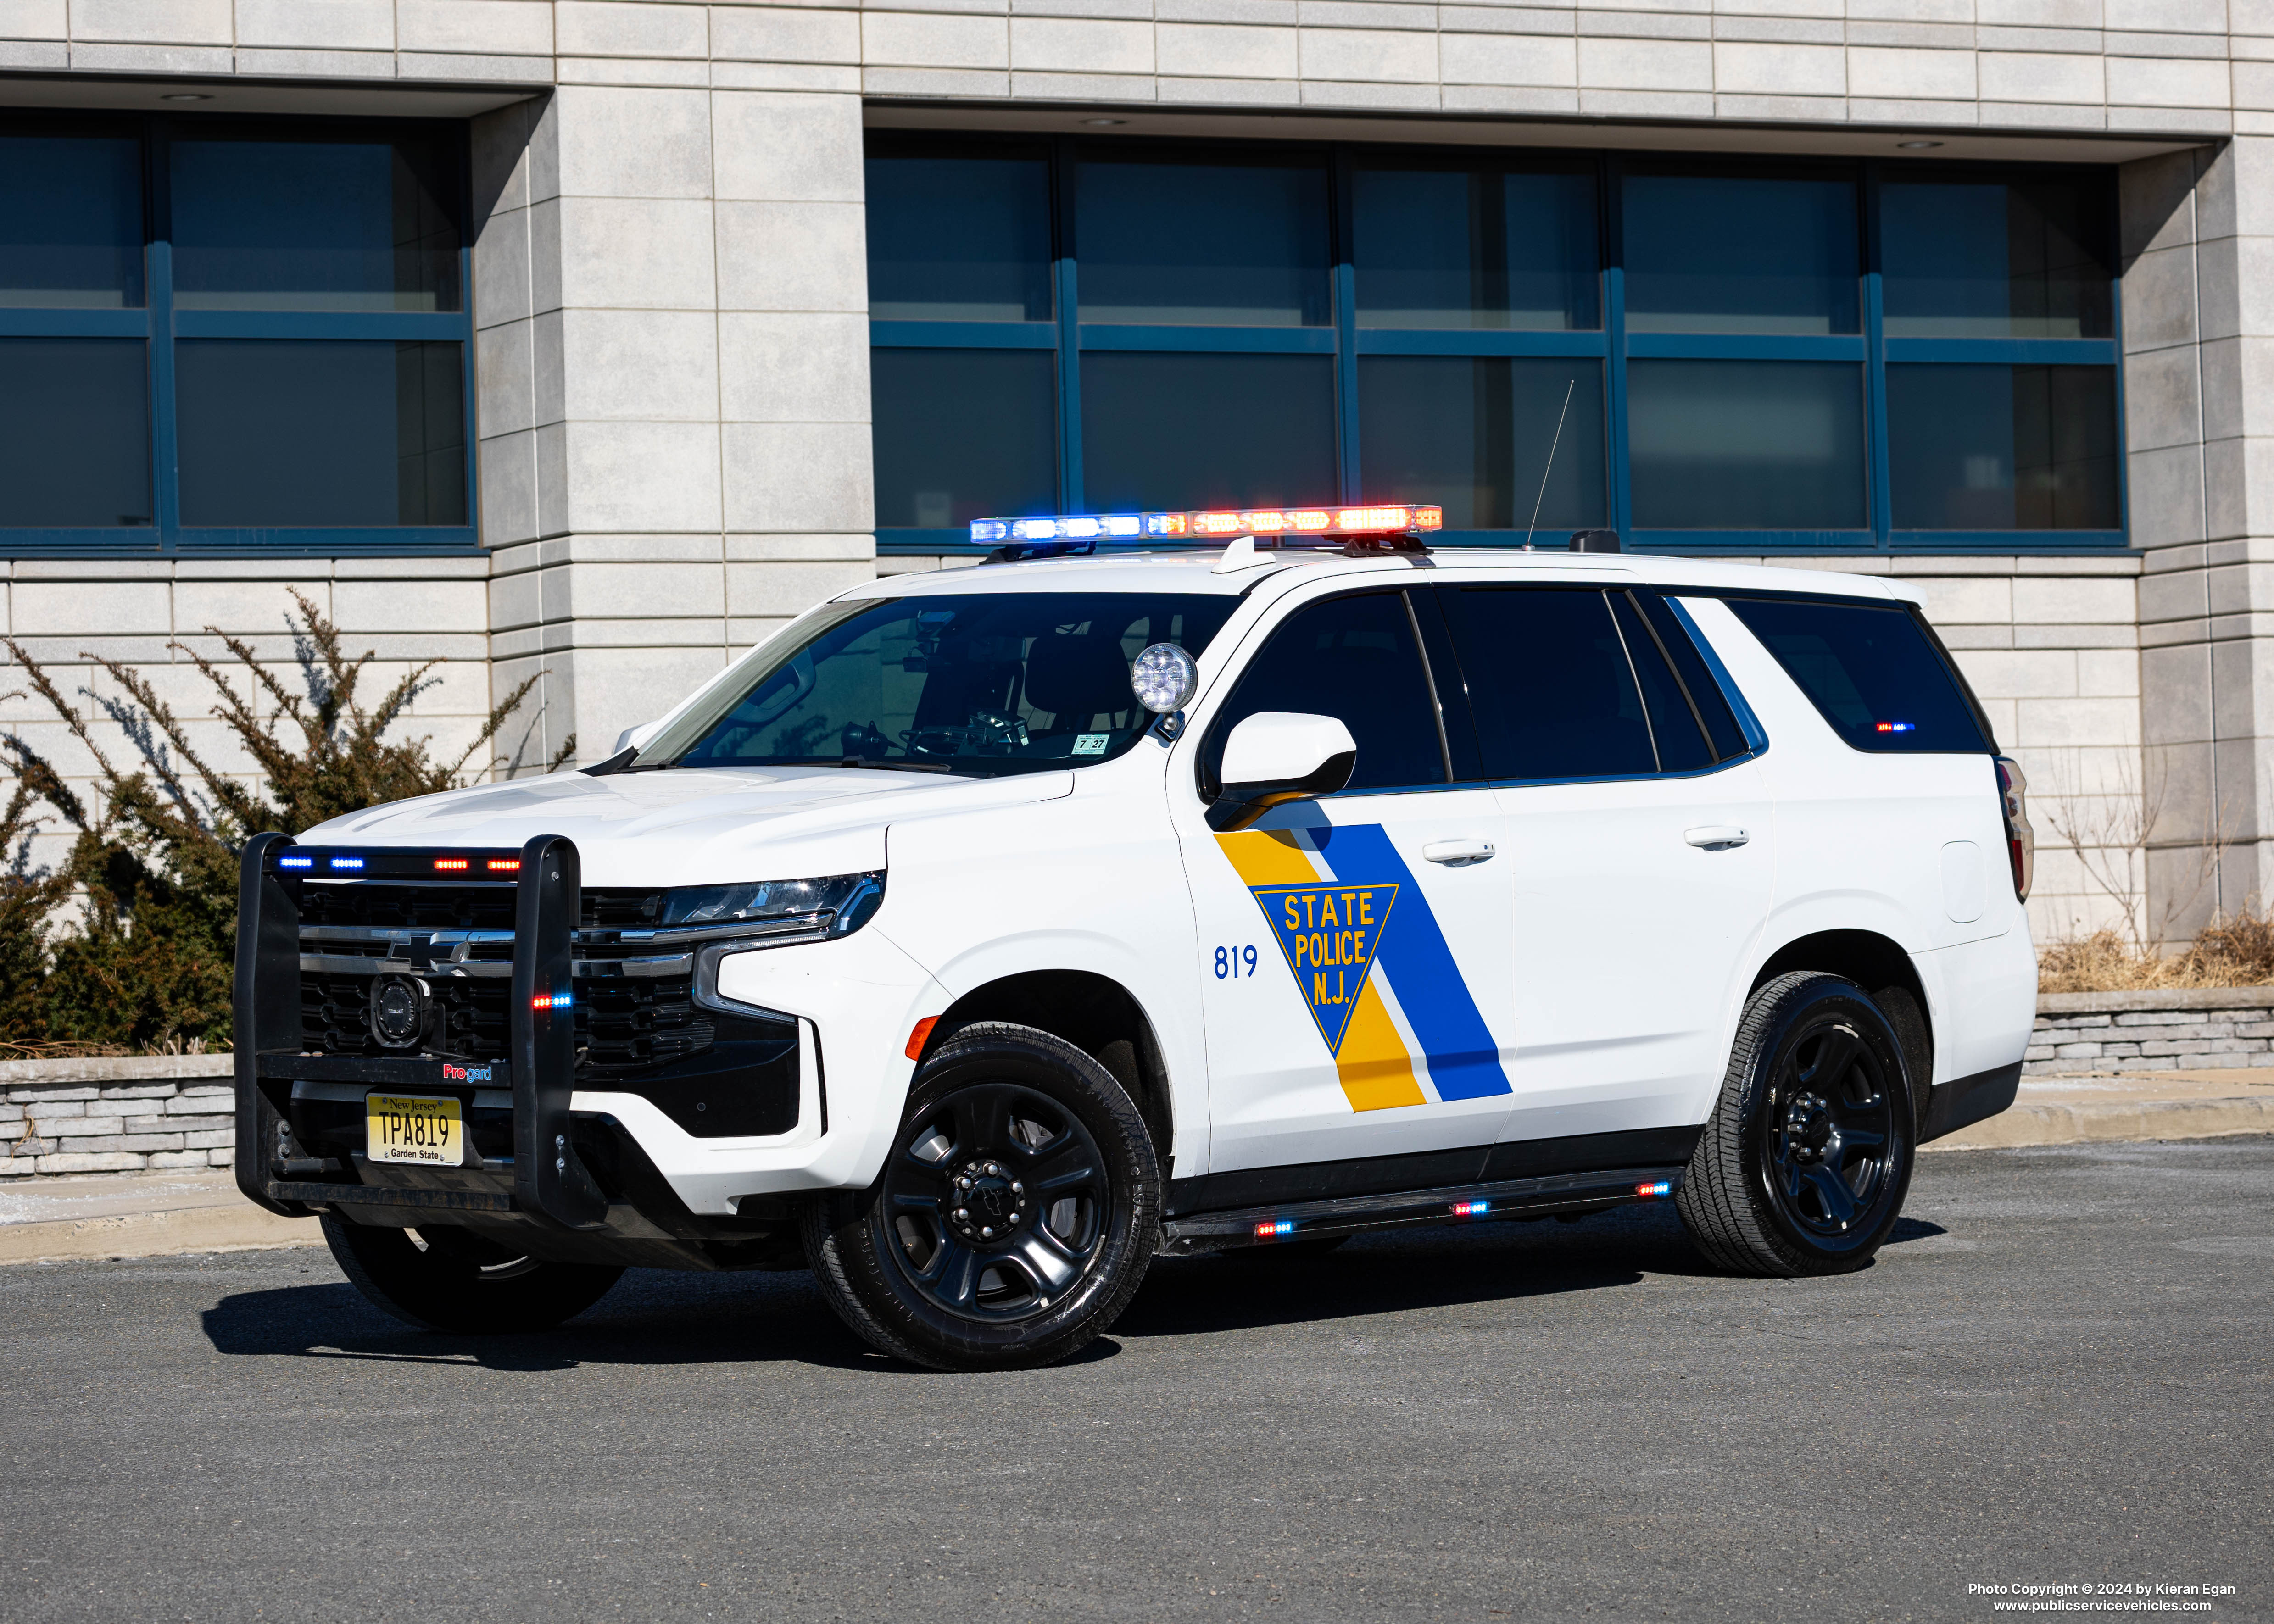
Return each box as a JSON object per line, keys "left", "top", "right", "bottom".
{"left": 366, "top": 1093, "right": 464, "bottom": 1167}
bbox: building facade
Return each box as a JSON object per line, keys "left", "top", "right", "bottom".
{"left": 1, "top": 0, "right": 2270, "bottom": 948}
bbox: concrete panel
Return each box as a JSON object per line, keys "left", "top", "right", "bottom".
{"left": 1011, "top": 16, "right": 1154, "bottom": 71}
{"left": 0, "top": 0, "right": 66, "bottom": 39}
{"left": 712, "top": 6, "right": 862, "bottom": 63}
{"left": 2013, "top": 576, "right": 2140, "bottom": 626}
{"left": 1439, "top": 31, "right": 1574, "bottom": 84}
{"left": 70, "top": 0, "right": 230, "bottom": 43}
{"left": 2106, "top": 54, "right": 2232, "bottom": 110}
{"left": 1906, "top": 576, "right": 2015, "bottom": 625}
{"left": 2119, "top": 149, "right": 2201, "bottom": 261}
{"left": 2126, "top": 443, "right": 2208, "bottom": 548}
{"left": 2119, "top": 243, "right": 2199, "bottom": 354}
{"left": 725, "top": 558, "right": 878, "bottom": 618}
{"left": 552, "top": 197, "right": 718, "bottom": 310}
{"left": 722, "top": 422, "right": 875, "bottom": 533}
{"left": 1978, "top": 51, "right": 2106, "bottom": 104}
{"left": 1576, "top": 34, "right": 1712, "bottom": 91}
{"left": 474, "top": 206, "right": 532, "bottom": 332}
{"left": 719, "top": 312, "right": 871, "bottom": 424}
{"left": 560, "top": 422, "right": 724, "bottom": 534}
{"left": 330, "top": 580, "right": 487, "bottom": 635}
{"left": 476, "top": 319, "right": 535, "bottom": 439}
{"left": 1953, "top": 647, "right": 2080, "bottom": 700}
{"left": 863, "top": 10, "right": 1010, "bottom": 67}
{"left": 553, "top": 86, "right": 713, "bottom": 201}
{"left": 716, "top": 200, "right": 867, "bottom": 313}
{"left": 479, "top": 429, "right": 539, "bottom": 548}
{"left": 1845, "top": 42, "right": 1976, "bottom": 100}
{"left": 558, "top": 309, "right": 720, "bottom": 422}
{"left": 234, "top": 0, "right": 391, "bottom": 50}
{"left": 13, "top": 581, "right": 169, "bottom": 635}
{"left": 568, "top": 646, "right": 730, "bottom": 768}
{"left": 713, "top": 90, "right": 866, "bottom": 203}
{"left": 2122, "top": 345, "right": 2205, "bottom": 455}
{"left": 396, "top": 0, "right": 552, "bottom": 56}
{"left": 1156, "top": 21, "right": 1299, "bottom": 77}
{"left": 1713, "top": 41, "right": 1843, "bottom": 96}
{"left": 556, "top": 0, "right": 708, "bottom": 58}
{"left": 1298, "top": 27, "right": 1438, "bottom": 80}
{"left": 552, "top": 561, "right": 727, "bottom": 620}
{"left": 2013, "top": 697, "right": 2142, "bottom": 749}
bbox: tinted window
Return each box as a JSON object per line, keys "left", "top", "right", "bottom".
{"left": 1724, "top": 597, "right": 1990, "bottom": 753}
{"left": 0, "top": 132, "right": 144, "bottom": 308}
{"left": 1074, "top": 156, "right": 1330, "bottom": 326}
{"left": 1627, "top": 360, "right": 1866, "bottom": 532}
{"left": 1610, "top": 592, "right": 1712, "bottom": 772}
{"left": 1210, "top": 593, "right": 1445, "bottom": 793}
{"left": 0, "top": 338, "right": 151, "bottom": 527}
{"left": 1881, "top": 172, "right": 2112, "bottom": 339}
{"left": 1638, "top": 593, "right": 1747, "bottom": 760}
{"left": 871, "top": 347, "right": 1057, "bottom": 530}
{"left": 1082, "top": 351, "right": 1336, "bottom": 512}
{"left": 1438, "top": 588, "right": 1655, "bottom": 781}
{"left": 1623, "top": 172, "right": 1860, "bottom": 336}
{"left": 654, "top": 594, "right": 1238, "bottom": 776}
{"left": 1353, "top": 163, "right": 1599, "bottom": 331}
{"left": 1358, "top": 356, "right": 1606, "bottom": 533}
{"left": 866, "top": 147, "right": 1053, "bottom": 323}
{"left": 1887, "top": 362, "right": 2119, "bottom": 531}
{"left": 171, "top": 131, "right": 461, "bottom": 312}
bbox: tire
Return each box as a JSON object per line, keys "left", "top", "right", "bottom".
{"left": 1675, "top": 972, "right": 1917, "bottom": 1278}
{"left": 801, "top": 1021, "right": 1161, "bottom": 1371}
{"left": 323, "top": 1215, "right": 624, "bottom": 1334}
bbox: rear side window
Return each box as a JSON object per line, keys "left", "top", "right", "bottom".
{"left": 1636, "top": 592, "right": 1748, "bottom": 759}
{"left": 1608, "top": 593, "right": 1714, "bottom": 773}
{"left": 1437, "top": 587, "right": 1656, "bottom": 780}
{"left": 1724, "top": 596, "right": 1991, "bottom": 753}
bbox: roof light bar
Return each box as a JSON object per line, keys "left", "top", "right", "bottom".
{"left": 971, "top": 505, "right": 1442, "bottom": 547}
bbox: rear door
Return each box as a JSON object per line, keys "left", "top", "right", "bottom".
{"left": 1177, "top": 586, "right": 1520, "bottom": 1179}
{"left": 1430, "top": 582, "right": 1777, "bottom": 1151}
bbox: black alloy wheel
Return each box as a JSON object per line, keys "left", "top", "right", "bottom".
{"left": 1677, "top": 973, "right": 1916, "bottom": 1277}
{"left": 802, "top": 1021, "right": 1160, "bottom": 1370}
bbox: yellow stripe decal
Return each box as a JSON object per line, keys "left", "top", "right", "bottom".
{"left": 1215, "top": 832, "right": 1427, "bottom": 1113}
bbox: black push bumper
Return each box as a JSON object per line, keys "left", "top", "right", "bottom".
{"left": 234, "top": 831, "right": 611, "bottom": 1231}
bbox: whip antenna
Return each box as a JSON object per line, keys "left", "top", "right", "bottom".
{"left": 1522, "top": 378, "right": 1577, "bottom": 552}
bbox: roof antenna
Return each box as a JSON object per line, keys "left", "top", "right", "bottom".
{"left": 1522, "top": 378, "right": 1577, "bottom": 553}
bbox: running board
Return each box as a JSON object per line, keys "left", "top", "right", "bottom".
{"left": 1159, "top": 1166, "right": 1686, "bottom": 1255}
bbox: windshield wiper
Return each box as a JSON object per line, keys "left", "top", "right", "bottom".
{"left": 836, "top": 756, "right": 960, "bottom": 775}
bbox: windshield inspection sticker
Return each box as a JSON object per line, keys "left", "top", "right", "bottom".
{"left": 1071, "top": 733, "right": 1111, "bottom": 755}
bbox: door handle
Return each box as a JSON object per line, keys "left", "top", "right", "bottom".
{"left": 1685, "top": 825, "right": 1749, "bottom": 850}
{"left": 1422, "top": 839, "right": 1496, "bottom": 865}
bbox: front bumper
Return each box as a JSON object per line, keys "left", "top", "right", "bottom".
{"left": 234, "top": 833, "right": 941, "bottom": 1268}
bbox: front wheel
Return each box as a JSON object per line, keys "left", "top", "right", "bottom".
{"left": 1676, "top": 973, "right": 1916, "bottom": 1277}
{"left": 322, "top": 1216, "right": 624, "bottom": 1333}
{"left": 802, "top": 1021, "right": 1161, "bottom": 1371}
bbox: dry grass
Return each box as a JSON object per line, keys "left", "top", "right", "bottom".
{"left": 2039, "top": 915, "right": 2274, "bottom": 994}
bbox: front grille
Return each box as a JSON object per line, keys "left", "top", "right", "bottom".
{"left": 296, "top": 881, "right": 713, "bottom": 1071}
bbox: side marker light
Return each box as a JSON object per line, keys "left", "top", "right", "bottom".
{"left": 1454, "top": 1199, "right": 1490, "bottom": 1217}
{"left": 1253, "top": 1219, "right": 1295, "bottom": 1240}
{"left": 905, "top": 1016, "right": 939, "bottom": 1062}
{"left": 1636, "top": 1181, "right": 1672, "bottom": 1199}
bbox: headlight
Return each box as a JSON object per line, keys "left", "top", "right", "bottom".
{"left": 660, "top": 873, "right": 885, "bottom": 935}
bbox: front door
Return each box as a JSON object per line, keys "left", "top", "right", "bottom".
{"left": 1177, "top": 588, "right": 1520, "bottom": 1179}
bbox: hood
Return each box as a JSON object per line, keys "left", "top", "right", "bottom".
{"left": 303, "top": 765, "right": 1076, "bottom": 887}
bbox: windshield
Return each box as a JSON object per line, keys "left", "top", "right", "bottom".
{"left": 639, "top": 591, "right": 1241, "bottom": 776}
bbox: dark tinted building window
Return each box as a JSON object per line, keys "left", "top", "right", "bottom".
{"left": 1358, "top": 356, "right": 1606, "bottom": 533}
{"left": 0, "top": 339, "right": 151, "bottom": 527}
{"left": 1075, "top": 155, "right": 1330, "bottom": 327}
{"left": 871, "top": 348, "right": 1057, "bottom": 528}
{"left": 1210, "top": 592, "right": 1446, "bottom": 793}
{"left": 1353, "top": 162, "right": 1599, "bottom": 331}
{"left": 1627, "top": 360, "right": 1867, "bottom": 531}
{"left": 1083, "top": 352, "right": 1336, "bottom": 512}
{"left": 1881, "top": 172, "right": 2113, "bottom": 339}
{"left": 1623, "top": 172, "right": 1860, "bottom": 336}
{"left": 1438, "top": 588, "right": 1656, "bottom": 781}
{"left": 1725, "top": 596, "right": 1991, "bottom": 753}
{"left": 0, "top": 131, "right": 144, "bottom": 308}
{"left": 866, "top": 145, "right": 1053, "bottom": 323}
{"left": 1887, "top": 363, "right": 2119, "bottom": 531}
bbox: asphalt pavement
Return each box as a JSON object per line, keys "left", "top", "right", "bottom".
{"left": 3, "top": 1139, "right": 2268, "bottom": 1624}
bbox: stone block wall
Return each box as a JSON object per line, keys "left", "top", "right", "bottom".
{"left": 2027, "top": 986, "right": 2274, "bottom": 1074}
{"left": 0, "top": 1057, "right": 237, "bottom": 1180}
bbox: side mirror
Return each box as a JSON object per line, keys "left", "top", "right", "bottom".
{"left": 1208, "top": 712, "right": 1357, "bottom": 832}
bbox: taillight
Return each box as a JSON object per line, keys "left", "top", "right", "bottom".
{"left": 1995, "top": 756, "right": 2033, "bottom": 901}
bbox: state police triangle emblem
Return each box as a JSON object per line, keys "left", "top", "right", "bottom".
{"left": 1247, "top": 882, "right": 1399, "bottom": 1055}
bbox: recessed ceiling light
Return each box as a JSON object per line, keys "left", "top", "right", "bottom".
{"left": 1083, "top": 117, "right": 1127, "bottom": 126}
{"left": 1896, "top": 139, "right": 1943, "bottom": 149}
{"left": 161, "top": 92, "right": 213, "bottom": 101}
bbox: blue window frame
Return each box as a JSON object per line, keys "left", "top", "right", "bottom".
{"left": 866, "top": 136, "right": 2123, "bottom": 557}
{"left": 0, "top": 112, "right": 476, "bottom": 556}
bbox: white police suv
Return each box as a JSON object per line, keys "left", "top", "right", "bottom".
{"left": 235, "top": 504, "right": 2037, "bottom": 1370}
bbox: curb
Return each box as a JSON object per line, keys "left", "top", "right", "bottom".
{"left": 1924, "top": 1094, "right": 2274, "bottom": 1152}
{"left": 0, "top": 1201, "right": 320, "bottom": 1266}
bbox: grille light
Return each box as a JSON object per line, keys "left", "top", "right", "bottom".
{"left": 278, "top": 855, "right": 312, "bottom": 869}
{"left": 328, "top": 855, "right": 363, "bottom": 870}
{"left": 487, "top": 858, "right": 521, "bottom": 873}
{"left": 433, "top": 857, "right": 468, "bottom": 872}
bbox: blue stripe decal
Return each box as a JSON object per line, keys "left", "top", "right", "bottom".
{"left": 1308, "top": 823, "right": 1513, "bottom": 1102}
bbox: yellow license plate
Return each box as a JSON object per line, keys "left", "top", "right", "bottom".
{"left": 366, "top": 1094, "right": 464, "bottom": 1167}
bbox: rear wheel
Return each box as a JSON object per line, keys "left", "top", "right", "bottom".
{"left": 1676, "top": 973, "right": 1916, "bottom": 1277}
{"left": 322, "top": 1216, "right": 624, "bottom": 1333}
{"left": 802, "top": 1021, "right": 1160, "bottom": 1371}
